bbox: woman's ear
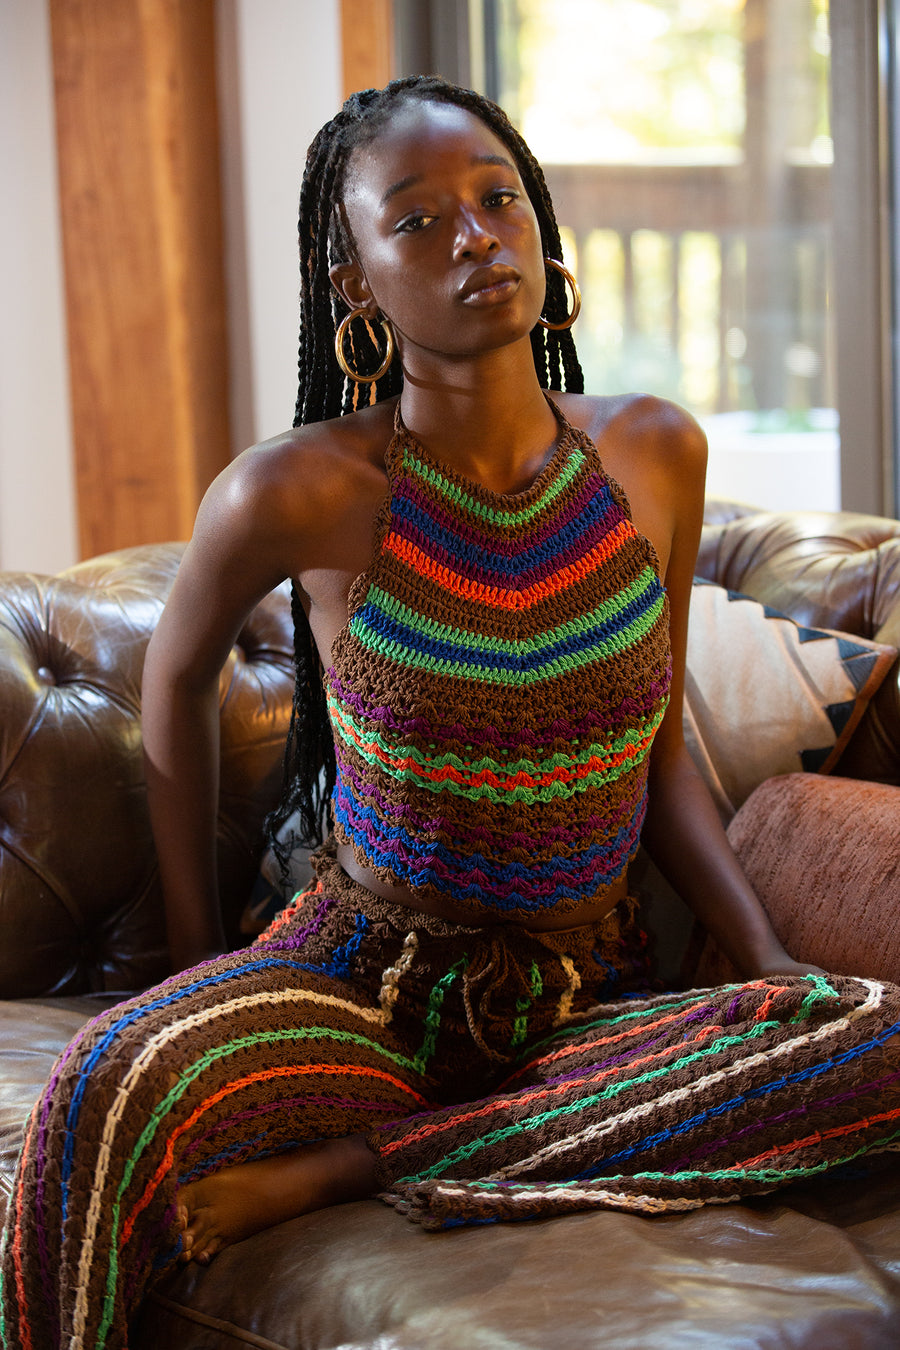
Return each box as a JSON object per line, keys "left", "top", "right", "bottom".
{"left": 329, "top": 262, "right": 375, "bottom": 314}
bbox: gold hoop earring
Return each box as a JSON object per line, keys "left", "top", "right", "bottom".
{"left": 334, "top": 308, "right": 395, "bottom": 382}
{"left": 538, "top": 258, "right": 582, "bottom": 331}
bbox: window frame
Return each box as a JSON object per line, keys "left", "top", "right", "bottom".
{"left": 830, "top": 0, "right": 896, "bottom": 515}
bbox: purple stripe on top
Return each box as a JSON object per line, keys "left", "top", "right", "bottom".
{"left": 391, "top": 479, "right": 625, "bottom": 591}
{"left": 328, "top": 668, "right": 671, "bottom": 750}
{"left": 395, "top": 459, "right": 613, "bottom": 557}
{"left": 334, "top": 742, "right": 648, "bottom": 855}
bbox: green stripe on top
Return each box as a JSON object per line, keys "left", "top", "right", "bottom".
{"left": 405, "top": 440, "right": 586, "bottom": 527}
{"left": 338, "top": 746, "right": 652, "bottom": 805}
{"left": 329, "top": 690, "right": 665, "bottom": 785}
{"left": 351, "top": 592, "right": 666, "bottom": 686}
{"left": 328, "top": 405, "right": 673, "bottom": 914}
{"left": 329, "top": 707, "right": 665, "bottom": 806}
{"left": 357, "top": 566, "right": 660, "bottom": 657}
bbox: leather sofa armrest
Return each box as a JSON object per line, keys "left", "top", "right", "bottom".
{"left": 691, "top": 773, "right": 899, "bottom": 987}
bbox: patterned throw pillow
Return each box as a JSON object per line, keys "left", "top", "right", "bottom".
{"left": 684, "top": 580, "right": 897, "bottom": 822}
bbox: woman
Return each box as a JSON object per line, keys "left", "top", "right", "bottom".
{"left": 3, "top": 76, "right": 898, "bottom": 1350}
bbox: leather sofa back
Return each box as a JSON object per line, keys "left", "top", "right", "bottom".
{"left": 0, "top": 545, "right": 294, "bottom": 998}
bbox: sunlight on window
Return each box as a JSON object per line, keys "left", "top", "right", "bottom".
{"left": 494, "top": 0, "right": 838, "bottom": 510}
{"left": 497, "top": 0, "right": 746, "bottom": 165}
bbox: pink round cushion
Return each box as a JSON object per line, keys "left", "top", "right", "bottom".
{"left": 693, "top": 773, "right": 899, "bottom": 985}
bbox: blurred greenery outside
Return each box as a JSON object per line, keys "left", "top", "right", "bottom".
{"left": 493, "top": 0, "right": 837, "bottom": 506}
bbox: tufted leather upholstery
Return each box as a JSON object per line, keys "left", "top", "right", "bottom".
{"left": 0, "top": 544, "right": 294, "bottom": 999}
{"left": 697, "top": 508, "right": 900, "bottom": 646}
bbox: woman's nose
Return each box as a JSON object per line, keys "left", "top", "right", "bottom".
{"left": 452, "top": 207, "right": 500, "bottom": 261}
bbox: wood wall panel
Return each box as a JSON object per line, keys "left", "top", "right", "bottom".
{"left": 340, "top": 0, "right": 394, "bottom": 101}
{"left": 50, "top": 0, "right": 230, "bottom": 558}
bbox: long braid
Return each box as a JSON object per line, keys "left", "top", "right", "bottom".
{"left": 267, "top": 76, "right": 584, "bottom": 875}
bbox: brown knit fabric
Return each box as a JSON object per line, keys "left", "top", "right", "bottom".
{"left": 0, "top": 851, "right": 651, "bottom": 1350}
{"left": 374, "top": 973, "right": 900, "bottom": 1228}
{"left": 3, "top": 851, "right": 900, "bottom": 1349}
{"left": 326, "top": 400, "right": 672, "bottom": 920}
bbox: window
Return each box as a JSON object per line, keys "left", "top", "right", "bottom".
{"left": 396, "top": 0, "right": 898, "bottom": 516}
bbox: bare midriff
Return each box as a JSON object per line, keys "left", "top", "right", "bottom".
{"left": 336, "top": 841, "right": 630, "bottom": 932}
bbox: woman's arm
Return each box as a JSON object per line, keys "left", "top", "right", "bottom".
{"left": 142, "top": 631, "right": 224, "bottom": 973}
{"left": 635, "top": 407, "right": 819, "bottom": 978}
{"left": 142, "top": 447, "right": 300, "bottom": 973}
{"left": 642, "top": 745, "right": 815, "bottom": 978}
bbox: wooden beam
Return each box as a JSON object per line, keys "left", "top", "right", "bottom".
{"left": 340, "top": 0, "right": 394, "bottom": 101}
{"left": 50, "top": 0, "right": 231, "bottom": 557}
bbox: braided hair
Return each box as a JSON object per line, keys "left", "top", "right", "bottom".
{"left": 266, "top": 75, "right": 585, "bottom": 876}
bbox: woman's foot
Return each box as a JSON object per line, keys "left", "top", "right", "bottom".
{"left": 176, "top": 1134, "right": 379, "bottom": 1264}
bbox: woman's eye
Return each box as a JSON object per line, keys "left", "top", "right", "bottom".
{"left": 396, "top": 213, "right": 435, "bottom": 234}
{"left": 486, "top": 189, "right": 518, "bottom": 207}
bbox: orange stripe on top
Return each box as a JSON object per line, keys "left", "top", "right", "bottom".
{"left": 120, "top": 1063, "right": 431, "bottom": 1245}
{"left": 328, "top": 702, "right": 655, "bottom": 789}
{"left": 383, "top": 516, "right": 636, "bottom": 612}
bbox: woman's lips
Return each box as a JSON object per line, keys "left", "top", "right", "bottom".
{"left": 461, "top": 278, "right": 520, "bottom": 306}
{"left": 459, "top": 267, "right": 521, "bottom": 306}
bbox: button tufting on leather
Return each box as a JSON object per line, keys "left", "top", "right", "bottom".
{"left": 0, "top": 543, "right": 296, "bottom": 1000}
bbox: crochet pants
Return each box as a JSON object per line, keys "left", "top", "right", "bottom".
{"left": 3, "top": 849, "right": 900, "bottom": 1350}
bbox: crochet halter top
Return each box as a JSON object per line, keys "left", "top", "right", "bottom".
{"left": 325, "top": 398, "right": 671, "bottom": 919}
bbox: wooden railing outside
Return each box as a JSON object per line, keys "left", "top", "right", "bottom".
{"left": 544, "top": 159, "right": 833, "bottom": 418}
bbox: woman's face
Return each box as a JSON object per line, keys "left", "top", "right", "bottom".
{"left": 334, "top": 100, "right": 546, "bottom": 365}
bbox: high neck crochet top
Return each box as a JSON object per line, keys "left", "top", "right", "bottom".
{"left": 325, "top": 399, "right": 671, "bottom": 919}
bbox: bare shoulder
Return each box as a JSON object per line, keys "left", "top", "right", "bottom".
{"left": 147, "top": 401, "right": 397, "bottom": 681}
{"left": 612, "top": 390, "right": 706, "bottom": 447}
{"left": 196, "top": 398, "right": 397, "bottom": 573}
{"left": 216, "top": 400, "right": 395, "bottom": 527}
{"left": 555, "top": 390, "right": 706, "bottom": 478}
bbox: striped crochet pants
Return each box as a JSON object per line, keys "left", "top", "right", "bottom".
{"left": 3, "top": 849, "right": 900, "bottom": 1350}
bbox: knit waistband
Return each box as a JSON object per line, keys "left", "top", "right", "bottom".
{"left": 255, "top": 845, "right": 653, "bottom": 1067}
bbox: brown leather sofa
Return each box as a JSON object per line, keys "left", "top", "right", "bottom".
{"left": 2, "top": 507, "right": 899, "bottom": 1349}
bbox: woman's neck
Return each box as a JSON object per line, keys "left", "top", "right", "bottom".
{"left": 397, "top": 340, "right": 561, "bottom": 495}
